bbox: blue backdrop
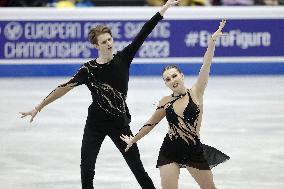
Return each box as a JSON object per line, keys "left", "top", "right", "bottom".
{"left": 1, "top": 18, "right": 284, "bottom": 76}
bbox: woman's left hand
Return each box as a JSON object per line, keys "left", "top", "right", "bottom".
{"left": 211, "top": 19, "right": 227, "bottom": 41}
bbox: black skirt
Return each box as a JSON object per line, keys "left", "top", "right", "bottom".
{"left": 156, "top": 134, "right": 230, "bottom": 170}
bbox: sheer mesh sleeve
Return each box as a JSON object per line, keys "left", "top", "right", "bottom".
{"left": 35, "top": 65, "right": 89, "bottom": 112}
{"left": 60, "top": 65, "right": 88, "bottom": 88}
{"left": 132, "top": 98, "right": 167, "bottom": 143}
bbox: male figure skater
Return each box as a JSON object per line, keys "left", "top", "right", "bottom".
{"left": 20, "top": 0, "right": 179, "bottom": 188}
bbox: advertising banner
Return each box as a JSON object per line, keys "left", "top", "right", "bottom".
{"left": 0, "top": 7, "right": 284, "bottom": 76}
{"left": 1, "top": 19, "right": 283, "bottom": 60}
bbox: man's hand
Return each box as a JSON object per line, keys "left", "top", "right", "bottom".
{"left": 159, "top": 0, "right": 180, "bottom": 16}
{"left": 20, "top": 108, "right": 38, "bottom": 123}
{"left": 164, "top": 0, "right": 180, "bottom": 7}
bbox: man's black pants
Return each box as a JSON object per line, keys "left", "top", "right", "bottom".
{"left": 80, "top": 123, "right": 156, "bottom": 189}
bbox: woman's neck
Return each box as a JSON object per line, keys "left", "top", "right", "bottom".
{"left": 172, "top": 87, "right": 188, "bottom": 97}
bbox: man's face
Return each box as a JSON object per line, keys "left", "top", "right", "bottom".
{"left": 95, "top": 33, "right": 114, "bottom": 55}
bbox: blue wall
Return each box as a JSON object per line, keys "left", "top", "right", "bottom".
{"left": 1, "top": 62, "right": 284, "bottom": 77}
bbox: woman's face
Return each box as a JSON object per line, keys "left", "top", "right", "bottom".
{"left": 162, "top": 68, "right": 185, "bottom": 93}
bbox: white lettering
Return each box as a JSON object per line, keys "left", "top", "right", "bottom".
{"left": 188, "top": 30, "right": 272, "bottom": 49}
{"left": 4, "top": 42, "right": 92, "bottom": 58}
{"left": 25, "top": 22, "right": 81, "bottom": 39}
{"left": 124, "top": 22, "right": 170, "bottom": 39}
{"left": 139, "top": 41, "right": 169, "bottom": 58}
{"left": 83, "top": 22, "right": 122, "bottom": 39}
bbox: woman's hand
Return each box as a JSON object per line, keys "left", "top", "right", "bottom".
{"left": 211, "top": 19, "right": 227, "bottom": 41}
{"left": 120, "top": 134, "right": 134, "bottom": 152}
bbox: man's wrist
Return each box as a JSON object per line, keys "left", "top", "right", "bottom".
{"left": 35, "top": 106, "right": 40, "bottom": 112}
{"left": 163, "top": 4, "right": 170, "bottom": 9}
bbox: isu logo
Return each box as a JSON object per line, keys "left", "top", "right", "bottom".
{"left": 4, "top": 22, "right": 23, "bottom": 40}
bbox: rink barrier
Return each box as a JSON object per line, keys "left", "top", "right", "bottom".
{"left": 1, "top": 62, "right": 284, "bottom": 77}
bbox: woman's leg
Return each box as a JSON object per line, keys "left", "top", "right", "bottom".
{"left": 159, "top": 163, "right": 180, "bottom": 189}
{"left": 186, "top": 166, "right": 217, "bottom": 189}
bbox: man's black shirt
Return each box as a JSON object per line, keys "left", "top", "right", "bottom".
{"left": 64, "top": 12, "right": 163, "bottom": 124}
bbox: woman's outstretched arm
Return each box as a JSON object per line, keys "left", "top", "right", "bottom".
{"left": 193, "top": 19, "right": 226, "bottom": 100}
{"left": 120, "top": 97, "right": 168, "bottom": 152}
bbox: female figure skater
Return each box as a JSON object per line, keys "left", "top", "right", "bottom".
{"left": 19, "top": 0, "right": 179, "bottom": 188}
{"left": 121, "top": 19, "right": 230, "bottom": 189}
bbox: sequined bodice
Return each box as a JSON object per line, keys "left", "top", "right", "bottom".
{"left": 165, "top": 90, "right": 200, "bottom": 145}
